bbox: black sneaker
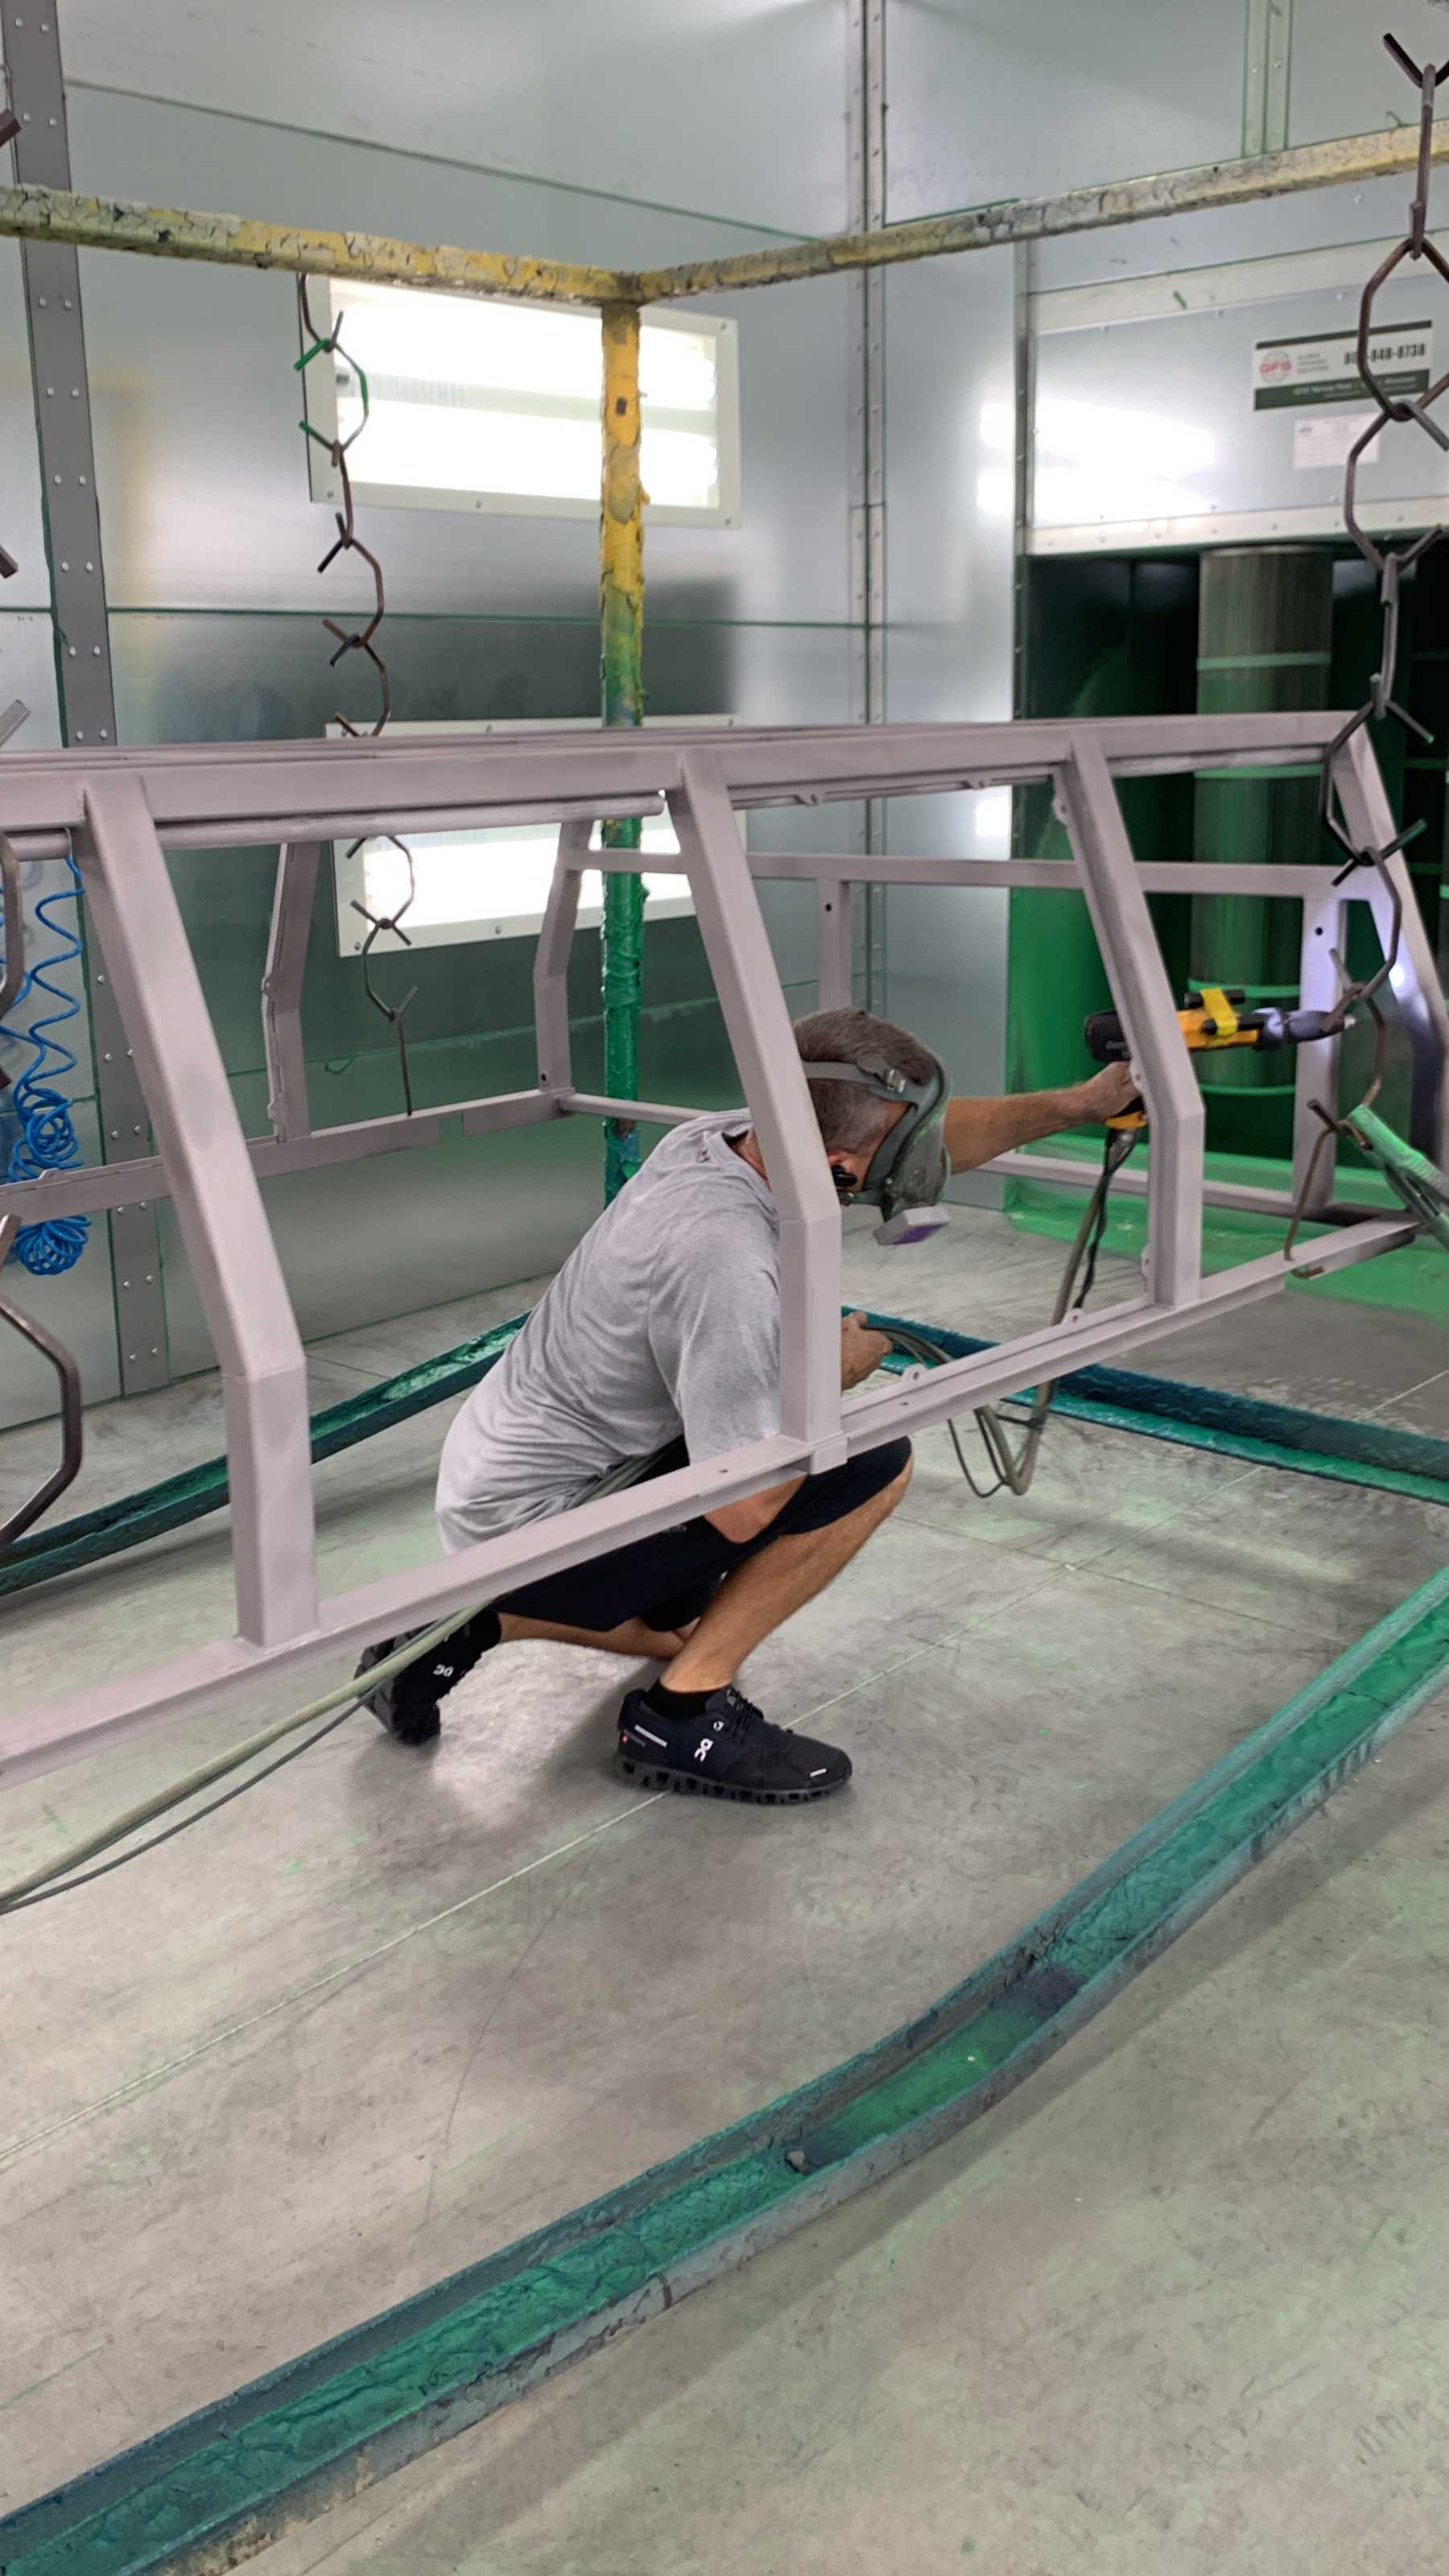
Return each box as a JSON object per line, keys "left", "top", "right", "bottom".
{"left": 355, "top": 1635, "right": 443, "bottom": 1745}
{"left": 617, "top": 1683, "right": 852, "bottom": 1805}
{"left": 355, "top": 1611, "right": 498, "bottom": 1748}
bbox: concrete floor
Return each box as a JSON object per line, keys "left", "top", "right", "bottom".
{"left": 3, "top": 1211, "right": 1449, "bottom": 2572}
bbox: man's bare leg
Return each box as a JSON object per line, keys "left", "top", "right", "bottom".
{"left": 657, "top": 1453, "right": 912, "bottom": 1695}
{"left": 497, "top": 1612, "right": 690, "bottom": 1662}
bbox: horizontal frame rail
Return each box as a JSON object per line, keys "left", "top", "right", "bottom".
{"left": 5, "top": 1216, "right": 1414, "bottom": 1790}
{"left": 0, "top": 712, "right": 1389, "bottom": 855}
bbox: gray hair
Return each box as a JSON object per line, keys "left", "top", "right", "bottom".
{"left": 793, "top": 1008, "right": 938, "bottom": 1154}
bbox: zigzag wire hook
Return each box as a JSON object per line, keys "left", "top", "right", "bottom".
{"left": 1292, "top": 34, "right": 1449, "bottom": 1252}
{"left": 1319, "top": 37, "right": 1449, "bottom": 882}
{"left": 295, "top": 277, "right": 418, "bottom": 1109}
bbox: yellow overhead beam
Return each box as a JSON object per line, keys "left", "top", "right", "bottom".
{"left": 3, "top": 120, "right": 1447, "bottom": 316}
{"left": 0, "top": 181, "right": 626, "bottom": 306}
{"left": 636, "top": 122, "right": 1449, "bottom": 300}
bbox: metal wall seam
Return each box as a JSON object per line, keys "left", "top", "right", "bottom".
{"left": 4, "top": 7, "right": 167, "bottom": 1393}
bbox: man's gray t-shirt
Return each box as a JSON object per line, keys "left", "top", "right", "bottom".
{"left": 436, "top": 1113, "right": 781, "bottom": 1550}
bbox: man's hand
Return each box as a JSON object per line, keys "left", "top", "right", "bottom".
{"left": 841, "top": 1311, "right": 892, "bottom": 1389}
{"left": 1071, "top": 1061, "right": 1141, "bottom": 1126}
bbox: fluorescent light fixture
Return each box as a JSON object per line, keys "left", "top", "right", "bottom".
{"left": 341, "top": 814, "right": 693, "bottom": 955}
{"left": 328, "top": 717, "right": 740, "bottom": 952}
{"left": 302, "top": 279, "right": 741, "bottom": 527}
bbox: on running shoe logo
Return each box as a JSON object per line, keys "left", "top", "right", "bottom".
{"left": 694, "top": 1738, "right": 713, "bottom": 1763}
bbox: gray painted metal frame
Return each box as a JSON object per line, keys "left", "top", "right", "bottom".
{"left": 5, "top": 2, "right": 168, "bottom": 1395}
{"left": 0, "top": 714, "right": 1435, "bottom": 1790}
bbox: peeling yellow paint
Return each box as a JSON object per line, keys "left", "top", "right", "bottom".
{"left": 634, "top": 121, "right": 1449, "bottom": 300}
{"left": 0, "top": 182, "right": 626, "bottom": 307}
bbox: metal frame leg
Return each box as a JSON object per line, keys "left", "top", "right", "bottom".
{"left": 671, "top": 753, "right": 844, "bottom": 1463}
{"left": 1335, "top": 729, "right": 1449, "bottom": 1163}
{"left": 814, "top": 880, "right": 854, "bottom": 1010}
{"left": 76, "top": 778, "right": 319, "bottom": 1645}
{"left": 1055, "top": 737, "right": 1203, "bottom": 1307}
{"left": 534, "top": 819, "right": 589, "bottom": 1096}
{"left": 262, "top": 839, "right": 321, "bottom": 1142}
{"left": 0, "top": 1212, "right": 83, "bottom": 1550}
{"left": 1292, "top": 889, "right": 1347, "bottom": 1211}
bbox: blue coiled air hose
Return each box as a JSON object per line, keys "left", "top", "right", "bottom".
{"left": 0, "top": 851, "right": 91, "bottom": 1275}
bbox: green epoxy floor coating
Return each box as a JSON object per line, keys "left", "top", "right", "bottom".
{"left": 4, "top": 1204, "right": 1449, "bottom": 2572}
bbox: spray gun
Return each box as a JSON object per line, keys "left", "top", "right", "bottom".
{"left": 1084, "top": 985, "right": 1347, "bottom": 1129}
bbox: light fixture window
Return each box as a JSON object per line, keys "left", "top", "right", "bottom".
{"left": 301, "top": 279, "right": 741, "bottom": 527}
{"left": 329, "top": 719, "right": 740, "bottom": 952}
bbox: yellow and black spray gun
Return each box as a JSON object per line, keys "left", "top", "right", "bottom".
{"left": 1084, "top": 985, "right": 1344, "bottom": 1129}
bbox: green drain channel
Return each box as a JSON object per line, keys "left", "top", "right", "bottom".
{"left": 5, "top": 1566, "right": 1449, "bottom": 2576}
{"left": 5, "top": 1305, "right": 1448, "bottom": 1604}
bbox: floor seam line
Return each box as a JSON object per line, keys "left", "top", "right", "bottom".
{"left": 0, "top": 1794, "right": 663, "bottom": 2171}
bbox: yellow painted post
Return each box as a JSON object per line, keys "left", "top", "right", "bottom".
{"left": 600, "top": 299, "right": 647, "bottom": 1199}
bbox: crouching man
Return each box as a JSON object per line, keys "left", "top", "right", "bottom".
{"left": 359, "top": 1010, "right": 1134, "bottom": 1803}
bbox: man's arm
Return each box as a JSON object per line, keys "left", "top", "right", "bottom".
{"left": 943, "top": 1063, "right": 1139, "bottom": 1171}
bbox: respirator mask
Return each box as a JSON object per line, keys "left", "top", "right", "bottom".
{"left": 805, "top": 1048, "right": 951, "bottom": 1246}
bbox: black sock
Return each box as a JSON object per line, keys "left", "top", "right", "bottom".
{"left": 417, "top": 1607, "right": 500, "bottom": 1695}
{"left": 642, "top": 1675, "right": 715, "bottom": 1721}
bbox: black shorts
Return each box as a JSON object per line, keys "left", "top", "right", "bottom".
{"left": 493, "top": 1435, "right": 912, "bottom": 1635}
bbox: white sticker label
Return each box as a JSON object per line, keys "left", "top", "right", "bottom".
{"left": 1254, "top": 321, "right": 1433, "bottom": 410}
{"left": 1292, "top": 410, "right": 1385, "bottom": 471}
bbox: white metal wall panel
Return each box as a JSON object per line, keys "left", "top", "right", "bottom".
{"left": 69, "top": 93, "right": 852, "bottom": 625}
{"left": 0, "top": 246, "right": 49, "bottom": 609}
{"left": 53, "top": 0, "right": 847, "bottom": 237}
{"left": 883, "top": 251, "right": 1016, "bottom": 1129}
{"left": 886, "top": 0, "right": 1241, "bottom": 225}
{"left": 1289, "top": 0, "right": 1449, "bottom": 155}
{"left": 1032, "top": 269, "right": 1449, "bottom": 546}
